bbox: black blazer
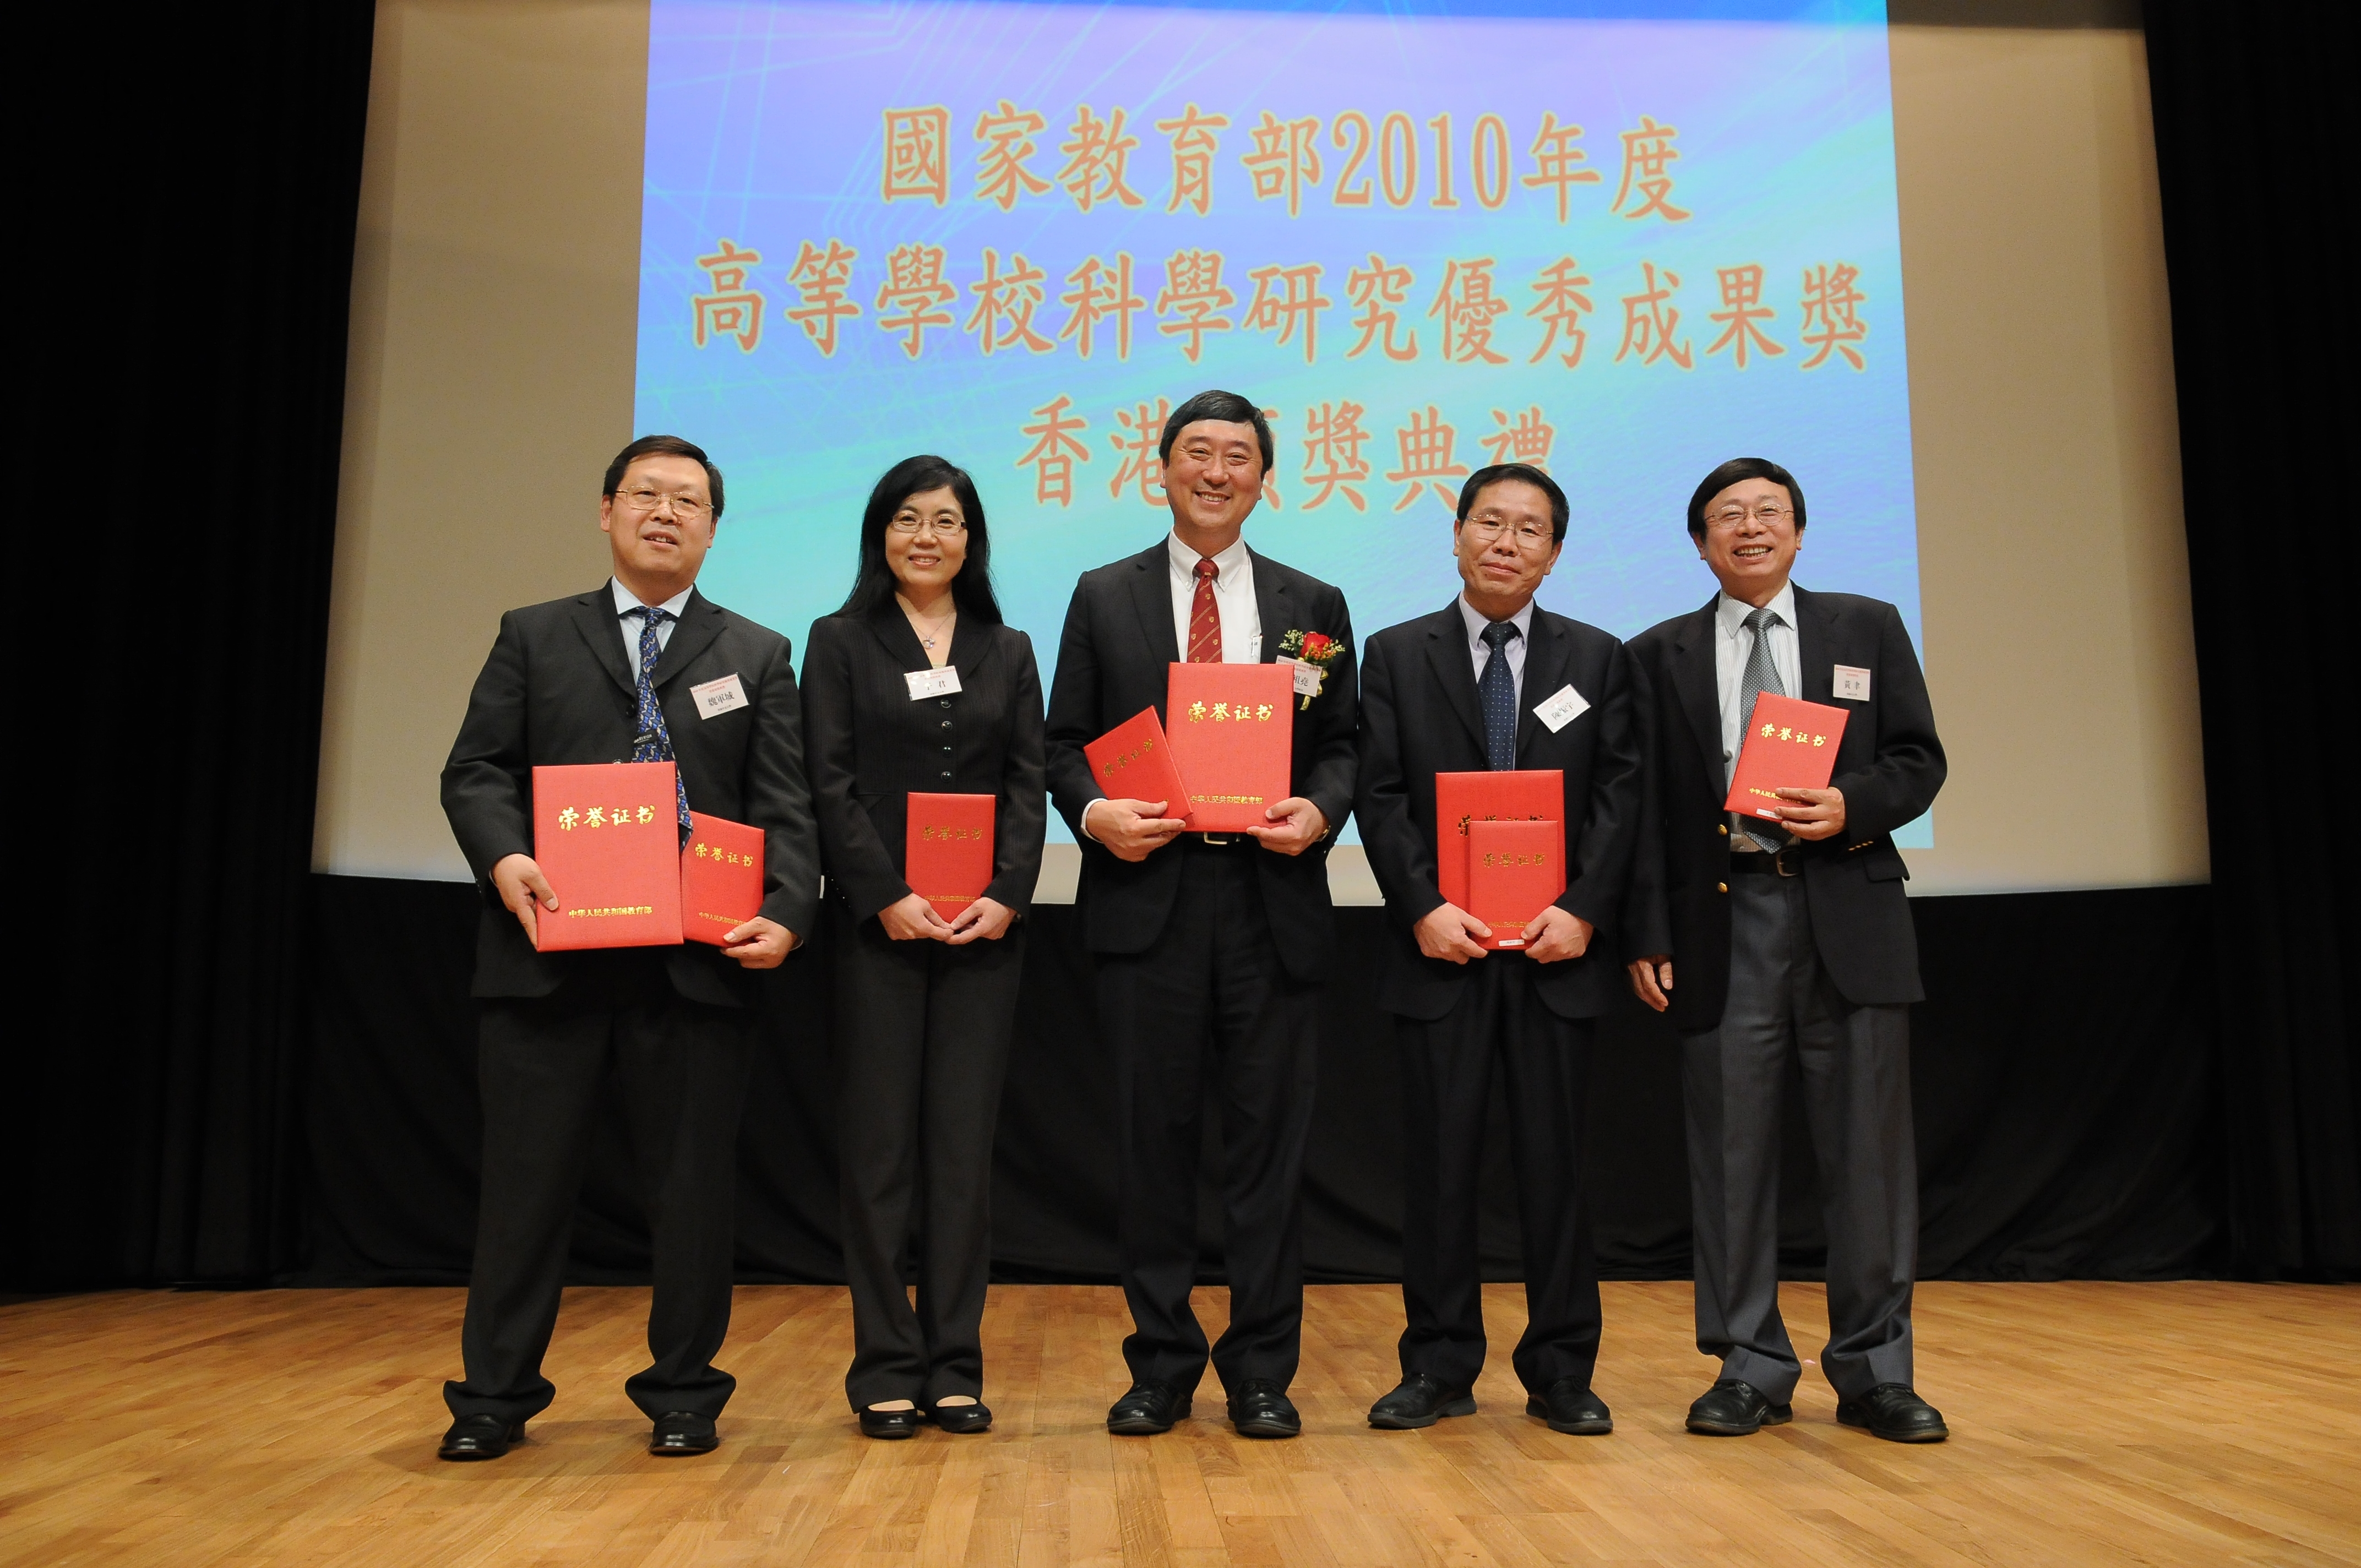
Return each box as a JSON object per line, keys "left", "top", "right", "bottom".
{"left": 1624, "top": 585, "right": 1945, "bottom": 1030}
{"left": 441, "top": 584, "right": 822, "bottom": 1006}
{"left": 1356, "top": 601, "right": 1644, "bottom": 1021}
{"left": 800, "top": 608, "right": 1047, "bottom": 923}
{"left": 1044, "top": 540, "right": 1357, "bottom": 982}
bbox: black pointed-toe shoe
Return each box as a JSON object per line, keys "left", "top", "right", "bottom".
{"left": 1836, "top": 1384, "right": 1949, "bottom": 1442}
{"left": 1685, "top": 1379, "right": 1792, "bottom": 1435}
{"left": 649, "top": 1411, "right": 719, "bottom": 1455}
{"left": 1226, "top": 1379, "right": 1302, "bottom": 1439}
{"left": 1107, "top": 1380, "right": 1192, "bottom": 1435}
{"left": 859, "top": 1405, "right": 924, "bottom": 1439}
{"left": 1526, "top": 1378, "right": 1613, "bottom": 1435}
{"left": 1368, "top": 1371, "right": 1477, "bottom": 1430}
{"left": 438, "top": 1414, "right": 523, "bottom": 1461}
{"left": 927, "top": 1400, "right": 993, "bottom": 1435}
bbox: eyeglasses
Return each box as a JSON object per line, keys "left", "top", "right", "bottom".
{"left": 888, "top": 514, "right": 966, "bottom": 535}
{"left": 1705, "top": 503, "right": 1791, "bottom": 530}
{"left": 1462, "top": 516, "right": 1557, "bottom": 549}
{"left": 615, "top": 487, "right": 710, "bottom": 520}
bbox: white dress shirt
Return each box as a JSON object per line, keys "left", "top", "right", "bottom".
{"left": 1166, "top": 531, "right": 1261, "bottom": 663}
{"left": 612, "top": 578, "right": 694, "bottom": 672}
{"left": 1715, "top": 580, "right": 1799, "bottom": 848}
{"left": 1456, "top": 592, "right": 1535, "bottom": 710}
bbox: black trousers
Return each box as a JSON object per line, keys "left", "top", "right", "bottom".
{"left": 1094, "top": 842, "right": 1320, "bottom": 1397}
{"left": 443, "top": 961, "right": 754, "bottom": 1426}
{"left": 1395, "top": 956, "right": 1601, "bottom": 1396}
{"left": 1684, "top": 871, "right": 1917, "bottom": 1403}
{"left": 831, "top": 907, "right": 1024, "bottom": 1411}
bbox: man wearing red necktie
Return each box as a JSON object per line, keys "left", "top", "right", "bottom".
{"left": 1045, "top": 390, "right": 1359, "bottom": 1439}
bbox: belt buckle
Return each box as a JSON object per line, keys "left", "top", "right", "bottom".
{"left": 1772, "top": 845, "right": 1801, "bottom": 877}
{"left": 1199, "top": 832, "right": 1233, "bottom": 847}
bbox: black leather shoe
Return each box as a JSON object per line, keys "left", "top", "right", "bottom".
{"left": 649, "top": 1411, "right": 719, "bottom": 1455}
{"left": 438, "top": 1414, "right": 523, "bottom": 1461}
{"left": 1107, "top": 1381, "right": 1191, "bottom": 1435}
{"left": 1685, "top": 1379, "right": 1792, "bottom": 1435}
{"left": 859, "top": 1406, "right": 924, "bottom": 1439}
{"left": 1368, "top": 1371, "right": 1476, "bottom": 1429}
{"left": 1837, "top": 1384, "right": 1949, "bottom": 1442}
{"left": 1226, "top": 1379, "right": 1302, "bottom": 1439}
{"left": 1526, "top": 1378, "right": 1613, "bottom": 1435}
{"left": 927, "top": 1400, "right": 993, "bottom": 1435}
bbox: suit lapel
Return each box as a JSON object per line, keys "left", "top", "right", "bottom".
{"left": 568, "top": 587, "right": 638, "bottom": 699}
{"left": 864, "top": 605, "right": 931, "bottom": 672}
{"left": 1513, "top": 611, "right": 1574, "bottom": 755}
{"left": 1128, "top": 543, "right": 1181, "bottom": 668}
{"left": 1792, "top": 584, "right": 1832, "bottom": 703}
{"left": 1669, "top": 596, "right": 1723, "bottom": 777}
{"left": 651, "top": 589, "right": 726, "bottom": 688}
{"left": 1422, "top": 602, "right": 1489, "bottom": 754}
{"left": 1248, "top": 546, "right": 1290, "bottom": 661}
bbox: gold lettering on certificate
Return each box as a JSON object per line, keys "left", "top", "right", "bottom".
{"left": 1190, "top": 792, "right": 1266, "bottom": 804}
{"left": 567, "top": 905, "right": 657, "bottom": 918}
{"left": 918, "top": 825, "right": 987, "bottom": 841}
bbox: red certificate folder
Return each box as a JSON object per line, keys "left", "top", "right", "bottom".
{"left": 906, "top": 792, "right": 995, "bottom": 917}
{"left": 1165, "top": 662, "right": 1295, "bottom": 833}
{"left": 1432, "top": 770, "right": 1563, "bottom": 917}
{"left": 1466, "top": 819, "right": 1568, "bottom": 950}
{"left": 681, "top": 812, "right": 763, "bottom": 946}
{"left": 1081, "top": 706, "right": 1193, "bottom": 823}
{"left": 1723, "top": 694, "right": 1851, "bottom": 821}
{"left": 530, "top": 762, "right": 684, "bottom": 950}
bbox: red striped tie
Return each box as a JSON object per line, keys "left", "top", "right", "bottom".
{"left": 1186, "top": 557, "right": 1222, "bottom": 662}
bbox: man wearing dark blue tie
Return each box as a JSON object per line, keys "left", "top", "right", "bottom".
{"left": 1353, "top": 464, "right": 1642, "bottom": 1435}
{"left": 436, "top": 435, "right": 819, "bottom": 1461}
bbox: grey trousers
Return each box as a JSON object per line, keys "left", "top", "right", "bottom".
{"left": 1683, "top": 872, "right": 1917, "bottom": 1403}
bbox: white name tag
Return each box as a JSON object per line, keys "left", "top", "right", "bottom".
{"left": 1288, "top": 658, "right": 1323, "bottom": 699}
{"left": 1533, "top": 683, "right": 1590, "bottom": 732}
{"left": 689, "top": 673, "right": 748, "bottom": 719}
{"left": 905, "top": 666, "right": 963, "bottom": 700}
{"left": 1833, "top": 664, "right": 1872, "bottom": 702}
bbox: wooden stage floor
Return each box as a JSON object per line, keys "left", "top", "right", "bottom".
{"left": 3, "top": 1281, "right": 2354, "bottom": 1566}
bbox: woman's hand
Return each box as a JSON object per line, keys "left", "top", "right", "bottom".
{"left": 878, "top": 892, "right": 956, "bottom": 941}
{"left": 945, "top": 896, "right": 1017, "bottom": 944}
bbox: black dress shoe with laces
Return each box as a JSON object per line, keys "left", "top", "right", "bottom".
{"left": 859, "top": 1406, "right": 924, "bottom": 1439}
{"left": 927, "top": 1400, "right": 993, "bottom": 1435}
{"left": 1685, "top": 1379, "right": 1792, "bottom": 1435}
{"left": 1526, "top": 1378, "right": 1613, "bottom": 1435}
{"left": 1226, "top": 1379, "right": 1301, "bottom": 1439}
{"left": 649, "top": 1411, "right": 719, "bottom": 1455}
{"left": 1107, "top": 1380, "right": 1191, "bottom": 1435}
{"left": 438, "top": 1414, "right": 523, "bottom": 1461}
{"left": 1836, "top": 1384, "right": 1949, "bottom": 1442}
{"left": 1368, "top": 1371, "right": 1476, "bottom": 1429}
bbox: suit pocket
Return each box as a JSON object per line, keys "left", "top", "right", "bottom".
{"left": 1860, "top": 846, "right": 1909, "bottom": 883}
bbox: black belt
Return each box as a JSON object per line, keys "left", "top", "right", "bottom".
{"left": 1191, "top": 830, "right": 1258, "bottom": 850}
{"left": 1729, "top": 846, "right": 1808, "bottom": 876}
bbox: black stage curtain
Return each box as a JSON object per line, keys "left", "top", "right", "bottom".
{"left": 301, "top": 879, "right": 2224, "bottom": 1288}
{"left": 2145, "top": 0, "right": 2359, "bottom": 1278}
{"left": 9, "top": 3, "right": 378, "bottom": 1290}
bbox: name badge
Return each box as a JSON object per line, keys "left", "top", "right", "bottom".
{"left": 906, "top": 666, "right": 963, "bottom": 700}
{"left": 1285, "top": 657, "right": 1324, "bottom": 699}
{"left": 1533, "top": 683, "right": 1590, "bottom": 732}
{"left": 689, "top": 673, "right": 748, "bottom": 719}
{"left": 1832, "top": 664, "right": 1872, "bottom": 702}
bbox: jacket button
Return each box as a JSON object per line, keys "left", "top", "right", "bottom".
{"left": 939, "top": 699, "right": 951, "bottom": 709}
{"left": 940, "top": 770, "right": 952, "bottom": 779}
{"left": 1716, "top": 881, "right": 1728, "bottom": 893}
{"left": 1717, "top": 824, "right": 1728, "bottom": 836}
{"left": 940, "top": 720, "right": 951, "bottom": 729}
{"left": 941, "top": 744, "right": 952, "bottom": 753}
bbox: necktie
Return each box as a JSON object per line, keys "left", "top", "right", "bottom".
{"left": 627, "top": 606, "right": 694, "bottom": 835}
{"left": 1733, "top": 605, "right": 1786, "bottom": 850}
{"left": 1478, "top": 620, "right": 1520, "bottom": 770}
{"left": 1185, "top": 557, "right": 1222, "bottom": 663}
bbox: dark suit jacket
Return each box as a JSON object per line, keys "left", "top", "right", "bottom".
{"left": 1624, "top": 585, "right": 1945, "bottom": 1030}
{"left": 800, "top": 608, "right": 1047, "bottom": 923}
{"left": 442, "top": 583, "right": 822, "bottom": 1006}
{"left": 1044, "top": 540, "right": 1357, "bottom": 983}
{"left": 1356, "top": 600, "right": 1644, "bottom": 1021}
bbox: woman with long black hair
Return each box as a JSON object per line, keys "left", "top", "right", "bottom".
{"left": 800, "top": 455, "right": 1046, "bottom": 1438}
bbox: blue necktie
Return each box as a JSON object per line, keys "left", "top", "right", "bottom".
{"left": 627, "top": 606, "right": 694, "bottom": 835}
{"left": 1478, "top": 619, "right": 1520, "bottom": 770}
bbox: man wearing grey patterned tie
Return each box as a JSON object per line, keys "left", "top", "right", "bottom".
{"left": 1624, "top": 458, "right": 1950, "bottom": 1444}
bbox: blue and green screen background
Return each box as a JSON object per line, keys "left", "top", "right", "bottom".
{"left": 634, "top": 0, "right": 1928, "bottom": 845}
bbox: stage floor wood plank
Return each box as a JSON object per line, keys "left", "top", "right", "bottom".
{"left": 3, "top": 1282, "right": 2354, "bottom": 1567}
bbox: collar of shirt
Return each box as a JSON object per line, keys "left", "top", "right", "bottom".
{"left": 612, "top": 578, "right": 694, "bottom": 671}
{"left": 1457, "top": 591, "right": 1535, "bottom": 653}
{"left": 1167, "top": 530, "right": 1252, "bottom": 588}
{"left": 612, "top": 578, "right": 694, "bottom": 622}
{"left": 1714, "top": 579, "right": 1797, "bottom": 641}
